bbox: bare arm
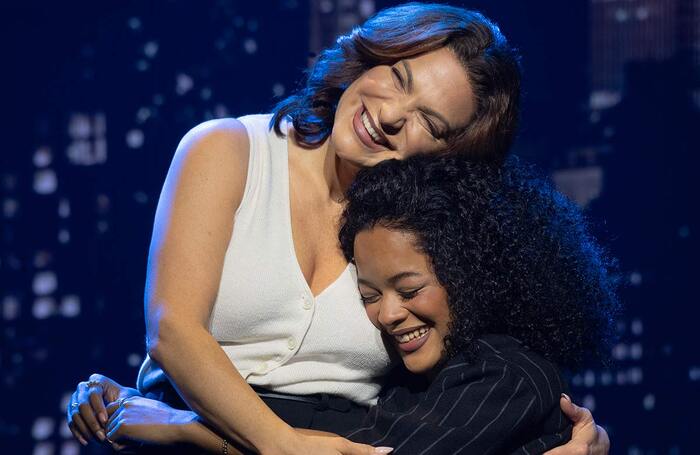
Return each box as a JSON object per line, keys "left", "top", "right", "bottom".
{"left": 103, "top": 395, "right": 382, "bottom": 455}
{"left": 144, "top": 118, "right": 294, "bottom": 452}
{"left": 65, "top": 119, "right": 387, "bottom": 455}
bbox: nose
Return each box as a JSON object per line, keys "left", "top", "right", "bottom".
{"left": 377, "top": 295, "right": 408, "bottom": 329}
{"left": 378, "top": 98, "right": 408, "bottom": 136}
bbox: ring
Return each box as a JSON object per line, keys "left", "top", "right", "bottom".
{"left": 86, "top": 380, "right": 101, "bottom": 388}
{"left": 71, "top": 403, "right": 78, "bottom": 409}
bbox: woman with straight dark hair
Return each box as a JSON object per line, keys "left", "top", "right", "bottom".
{"left": 66, "top": 3, "right": 609, "bottom": 454}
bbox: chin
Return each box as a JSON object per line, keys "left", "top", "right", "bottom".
{"left": 404, "top": 362, "right": 432, "bottom": 375}
{"left": 402, "top": 354, "right": 440, "bottom": 376}
{"left": 331, "top": 117, "right": 398, "bottom": 167}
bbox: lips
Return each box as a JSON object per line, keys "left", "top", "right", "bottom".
{"left": 394, "top": 327, "right": 431, "bottom": 353}
{"left": 352, "top": 105, "right": 387, "bottom": 151}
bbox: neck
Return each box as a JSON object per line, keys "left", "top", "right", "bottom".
{"left": 321, "top": 142, "right": 362, "bottom": 203}
{"left": 287, "top": 126, "right": 355, "bottom": 203}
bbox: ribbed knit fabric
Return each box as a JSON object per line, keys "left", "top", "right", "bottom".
{"left": 137, "top": 114, "right": 392, "bottom": 405}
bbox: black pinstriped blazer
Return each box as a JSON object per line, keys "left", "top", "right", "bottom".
{"left": 346, "top": 334, "right": 572, "bottom": 454}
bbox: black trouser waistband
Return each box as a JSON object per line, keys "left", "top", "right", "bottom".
{"left": 251, "top": 385, "right": 359, "bottom": 413}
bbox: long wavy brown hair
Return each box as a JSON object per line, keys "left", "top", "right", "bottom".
{"left": 270, "top": 2, "right": 521, "bottom": 162}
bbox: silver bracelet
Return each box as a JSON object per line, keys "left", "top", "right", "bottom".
{"left": 222, "top": 438, "right": 229, "bottom": 455}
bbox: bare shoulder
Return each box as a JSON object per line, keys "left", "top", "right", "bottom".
{"left": 169, "top": 117, "right": 250, "bottom": 210}
{"left": 145, "top": 118, "right": 251, "bottom": 325}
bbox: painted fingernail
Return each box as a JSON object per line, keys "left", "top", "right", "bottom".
{"left": 375, "top": 448, "right": 394, "bottom": 454}
{"left": 561, "top": 393, "right": 571, "bottom": 402}
{"left": 97, "top": 430, "right": 106, "bottom": 441}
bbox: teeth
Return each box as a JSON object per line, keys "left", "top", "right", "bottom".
{"left": 361, "top": 111, "right": 383, "bottom": 144}
{"left": 395, "top": 327, "right": 429, "bottom": 344}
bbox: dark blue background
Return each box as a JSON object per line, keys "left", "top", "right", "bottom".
{"left": 2, "top": 1, "right": 697, "bottom": 453}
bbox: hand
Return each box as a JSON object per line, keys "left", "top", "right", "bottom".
{"left": 66, "top": 373, "right": 142, "bottom": 446}
{"left": 544, "top": 394, "right": 610, "bottom": 455}
{"left": 285, "top": 428, "right": 394, "bottom": 455}
{"left": 104, "top": 396, "right": 201, "bottom": 451}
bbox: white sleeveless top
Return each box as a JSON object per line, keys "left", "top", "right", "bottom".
{"left": 137, "top": 114, "right": 392, "bottom": 405}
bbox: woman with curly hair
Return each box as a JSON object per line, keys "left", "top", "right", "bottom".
{"left": 66, "top": 3, "right": 609, "bottom": 454}
{"left": 87, "top": 154, "right": 617, "bottom": 454}
{"left": 336, "top": 154, "right": 619, "bottom": 453}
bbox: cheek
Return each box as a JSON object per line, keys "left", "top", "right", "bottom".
{"left": 364, "top": 304, "right": 382, "bottom": 330}
{"left": 402, "top": 125, "right": 442, "bottom": 156}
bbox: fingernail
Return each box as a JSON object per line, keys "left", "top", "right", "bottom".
{"left": 375, "top": 448, "right": 394, "bottom": 454}
{"left": 97, "top": 430, "right": 105, "bottom": 441}
{"left": 561, "top": 393, "right": 571, "bottom": 402}
{"left": 99, "top": 413, "right": 108, "bottom": 425}
{"left": 79, "top": 437, "right": 88, "bottom": 446}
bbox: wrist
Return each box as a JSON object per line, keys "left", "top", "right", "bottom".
{"left": 173, "top": 411, "right": 204, "bottom": 444}
{"left": 257, "top": 424, "right": 299, "bottom": 455}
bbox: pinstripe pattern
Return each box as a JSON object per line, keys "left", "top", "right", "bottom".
{"left": 347, "top": 334, "right": 572, "bottom": 454}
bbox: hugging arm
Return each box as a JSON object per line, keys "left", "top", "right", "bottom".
{"left": 140, "top": 118, "right": 288, "bottom": 452}
{"left": 68, "top": 377, "right": 379, "bottom": 454}
{"left": 67, "top": 120, "right": 381, "bottom": 455}
{"left": 67, "top": 372, "right": 607, "bottom": 454}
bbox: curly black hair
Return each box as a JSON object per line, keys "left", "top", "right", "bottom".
{"left": 339, "top": 154, "right": 620, "bottom": 369}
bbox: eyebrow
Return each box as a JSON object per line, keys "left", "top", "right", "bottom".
{"left": 401, "top": 60, "right": 451, "bottom": 132}
{"left": 358, "top": 271, "right": 423, "bottom": 288}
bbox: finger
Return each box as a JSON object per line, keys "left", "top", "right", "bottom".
{"left": 597, "top": 424, "right": 610, "bottom": 445}
{"left": 559, "top": 394, "right": 592, "bottom": 424}
{"left": 88, "top": 385, "right": 109, "bottom": 427}
{"left": 106, "top": 396, "right": 132, "bottom": 419}
{"left": 69, "top": 413, "right": 91, "bottom": 446}
{"left": 591, "top": 425, "right": 610, "bottom": 455}
{"left": 78, "top": 402, "right": 106, "bottom": 442}
{"left": 110, "top": 441, "right": 129, "bottom": 452}
{"left": 106, "top": 418, "right": 121, "bottom": 442}
{"left": 65, "top": 392, "right": 79, "bottom": 428}
{"left": 90, "top": 373, "right": 121, "bottom": 403}
{"left": 106, "top": 400, "right": 122, "bottom": 417}
{"left": 542, "top": 442, "right": 588, "bottom": 455}
{"left": 68, "top": 420, "right": 88, "bottom": 446}
{"left": 106, "top": 407, "right": 126, "bottom": 433}
{"left": 66, "top": 391, "right": 78, "bottom": 420}
{"left": 75, "top": 382, "right": 100, "bottom": 437}
{"left": 341, "top": 438, "right": 393, "bottom": 455}
{"left": 106, "top": 418, "right": 130, "bottom": 445}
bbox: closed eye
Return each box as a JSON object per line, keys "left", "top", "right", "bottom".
{"left": 392, "top": 64, "right": 443, "bottom": 140}
{"left": 399, "top": 289, "right": 421, "bottom": 301}
{"left": 392, "top": 67, "right": 405, "bottom": 90}
{"left": 421, "top": 114, "right": 439, "bottom": 138}
{"left": 360, "top": 294, "right": 380, "bottom": 304}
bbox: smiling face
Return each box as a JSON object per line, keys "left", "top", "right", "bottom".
{"left": 329, "top": 47, "right": 475, "bottom": 169}
{"left": 354, "top": 226, "right": 452, "bottom": 376}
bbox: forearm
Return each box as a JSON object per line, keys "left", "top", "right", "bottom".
{"left": 183, "top": 425, "right": 345, "bottom": 455}
{"left": 149, "top": 318, "right": 293, "bottom": 453}
{"left": 180, "top": 419, "right": 246, "bottom": 455}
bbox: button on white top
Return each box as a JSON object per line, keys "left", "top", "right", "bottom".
{"left": 302, "top": 296, "right": 313, "bottom": 310}
{"left": 254, "top": 362, "right": 268, "bottom": 374}
{"left": 287, "top": 337, "right": 297, "bottom": 350}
